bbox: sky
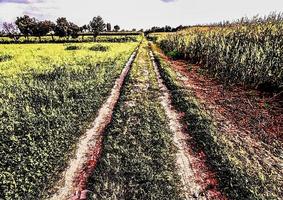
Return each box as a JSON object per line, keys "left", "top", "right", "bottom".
{"left": 0, "top": 0, "right": 283, "bottom": 30}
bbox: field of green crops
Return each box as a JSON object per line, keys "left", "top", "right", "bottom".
{"left": 1, "top": 16, "right": 282, "bottom": 200}
{"left": 0, "top": 35, "right": 140, "bottom": 44}
{"left": 149, "top": 16, "right": 283, "bottom": 91}
{"left": 0, "top": 40, "right": 140, "bottom": 199}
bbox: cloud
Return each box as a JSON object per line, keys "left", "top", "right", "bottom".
{"left": 1, "top": 0, "right": 283, "bottom": 30}
{"left": 160, "top": 0, "right": 177, "bottom": 3}
{"left": 0, "top": 0, "right": 43, "bottom": 4}
{"left": 0, "top": 0, "right": 30, "bottom": 3}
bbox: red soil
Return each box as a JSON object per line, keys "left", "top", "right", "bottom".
{"left": 69, "top": 136, "right": 103, "bottom": 200}
{"left": 74, "top": 136, "right": 103, "bottom": 191}
{"left": 191, "top": 149, "right": 226, "bottom": 199}
{"left": 162, "top": 56, "right": 282, "bottom": 145}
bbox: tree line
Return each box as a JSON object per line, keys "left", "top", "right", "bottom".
{"left": 144, "top": 25, "right": 185, "bottom": 35}
{"left": 0, "top": 15, "right": 121, "bottom": 41}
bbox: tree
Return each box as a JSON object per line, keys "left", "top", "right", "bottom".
{"left": 80, "top": 24, "right": 88, "bottom": 40}
{"left": 114, "top": 25, "right": 120, "bottom": 32}
{"left": 68, "top": 22, "right": 80, "bottom": 38}
{"left": 2, "top": 22, "right": 19, "bottom": 41}
{"left": 54, "top": 17, "right": 69, "bottom": 38}
{"left": 32, "top": 20, "right": 55, "bottom": 41}
{"left": 89, "top": 16, "right": 105, "bottom": 41}
{"left": 44, "top": 20, "right": 56, "bottom": 41}
{"left": 106, "top": 23, "right": 111, "bottom": 32}
{"left": 80, "top": 24, "right": 88, "bottom": 33}
{"left": 164, "top": 25, "right": 172, "bottom": 32}
{"left": 15, "top": 15, "right": 36, "bottom": 40}
{"left": 0, "top": 30, "right": 4, "bottom": 36}
{"left": 132, "top": 28, "right": 136, "bottom": 32}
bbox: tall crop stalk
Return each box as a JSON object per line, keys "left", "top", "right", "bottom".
{"left": 155, "top": 13, "right": 283, "bottom": 91}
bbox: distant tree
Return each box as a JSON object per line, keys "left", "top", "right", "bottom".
{"left": 68, "top": 22, "right": 80, "bottom": 38}
{"left": 54, "top": 17, "right": 69, "bottom": 38}
{"left": 132, "top": 28, "right": 136, "bottom": 32}
{"left": 164, "top": 25, "right": 172, "bottom": 32}
{"left": 33, "top": 20, "right": 55, "bottom": 41}
{"left": 114, "top": 25, "right": 120, "bottom": 32}
{"left": 87, "top": 24, "right": 91, "bottom": 32}
{"left": 46, "top": 21, "right": 56, "bottom": 41}
{"left": 80, "top": 24, "right": 88, "bottom": 33}
{"left": 80, "top": 24, "right": 88, "bottom": 40}
{"left": 106, "top": 23, "right": 111, "bottom": 32}
{"left": 175, "top": 25, "right": 184, "bottom": 31}
{"left": 89, "top": 16, "right": 105, "bottom": 41}
{"left": 2, "top": 22, "right": 19, "bottom": 41}
{"left": 15, "top": 15, "right": 36, "bottom": 40}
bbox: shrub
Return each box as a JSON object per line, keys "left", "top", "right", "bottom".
{"left": 89, "top": 45, "right": 109, "bottom": 52}
{"left": 0, "top": 54, "right": 12, "bottom": 62}
{"left": 167, "top": 50, "right": 183, "bottom": 60}
{"left": 65, "top": 45, "right": 81, "bottom": 50}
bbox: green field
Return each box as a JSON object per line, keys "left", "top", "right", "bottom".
{"left": 0, "top": 14, "right": 282, "bottom": 200}
{"left": 0, "top": 35, "right": 140, "bottom": 44}
{"left": 148, "top": 21, "right": 283, "bottom": 91}
{"left": 0, "top": 42, "right": 138, "bottom": 77}
{"left": 0, "top": 40, "right": 140, "bottom": 199}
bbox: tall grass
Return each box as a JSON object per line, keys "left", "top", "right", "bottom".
{"left": 155, "top": 13, "right": 283, "bottom": 91}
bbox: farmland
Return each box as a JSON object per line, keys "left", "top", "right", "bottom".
{"left": 0, "top": 40, "right": 140, "bottom": 199}
{"left": 149, "top": 15, "right": 283, "bottom": 91}
{"left": 0, "top": 11, "right": 282, "bottom": 200}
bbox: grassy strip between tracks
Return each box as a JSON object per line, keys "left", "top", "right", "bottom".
{"left": 86, "top": 41, "right": 184, "bottom": 200}
{"left": 149, "top": 43, "right": 282, "bottom": 200}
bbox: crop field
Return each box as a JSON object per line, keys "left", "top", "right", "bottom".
{"left": 0, "top": 10, "right": 282, "bottom": 200}
{"left": 0, "top": 39, "right": 140, "bottom": 199}
{"left": 149, "top": 17, "right": 283, "bottom": 91}
{"left": 0, "top": 35, "right": 140, "bottom": 44}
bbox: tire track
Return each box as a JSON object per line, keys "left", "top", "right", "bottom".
{"left": 47, "top": 47, "right": 139, "bottom": 200}
{"left": 149, "top": 49, "right": 226, "bottom": 200}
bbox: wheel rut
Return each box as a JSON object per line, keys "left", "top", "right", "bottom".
{"left": 47, "top": 47, "right": 139, "bottom": 200}
{"left": 149, "top": 49, "right": 226, "bottom": 200}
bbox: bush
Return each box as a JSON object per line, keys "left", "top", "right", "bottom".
{"left": 89, "top": 45, "right": 109, "bottom": 52}
{"left": 65, "top": 45, "right": 81, "bottom": 50}
{"left": 167, "top": 50, "right": 183, "bottom": 60}
{"left": 0, "top": 54, "right": 12, "bottom": 62}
